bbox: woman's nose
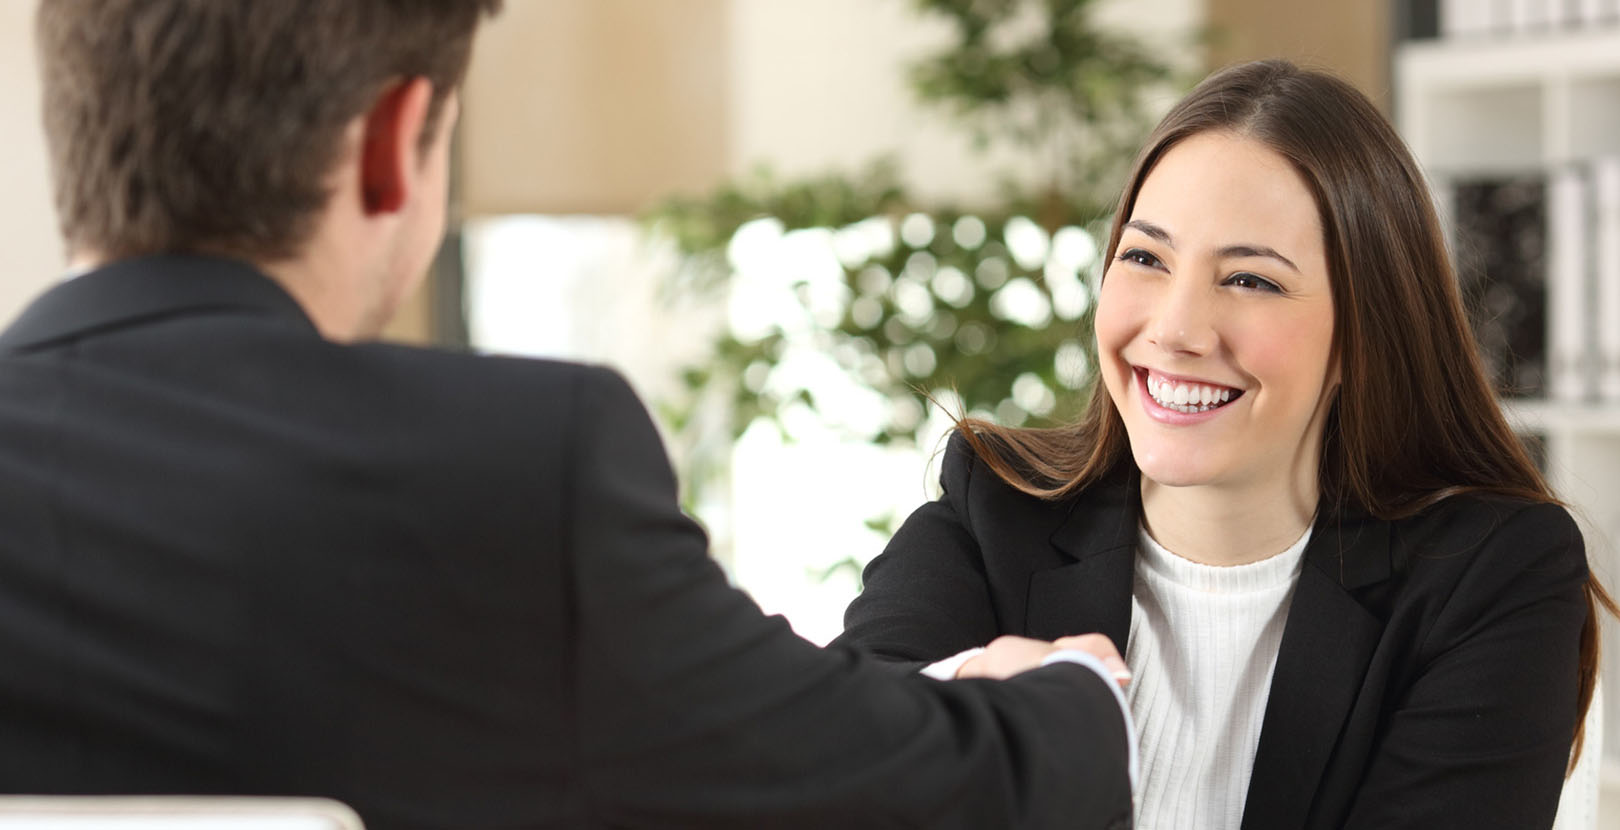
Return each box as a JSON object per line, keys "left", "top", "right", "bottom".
{"left": 1146, "top": 278, "right": 1216, "bottom": 356}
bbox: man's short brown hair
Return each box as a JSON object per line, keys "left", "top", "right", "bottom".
{"left": 36, "top": 0, "right": 502, "bottom": 263}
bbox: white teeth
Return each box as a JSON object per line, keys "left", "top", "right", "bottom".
{"left": 1143, "top": 371, "right": 1238, "bottom": 413}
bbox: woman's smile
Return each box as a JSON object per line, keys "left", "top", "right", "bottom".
{"left": 1136, "top": 366, "right": 1245, "bottom": 418}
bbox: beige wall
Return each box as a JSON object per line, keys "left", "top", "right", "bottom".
{"left": 1206, "top": 0, "right": 1392, "bottom": 110}
{"left": 0, "top": 2, "right": 63, "bottom": 326}
{"left": 459, "top": 0, "right": 730, "bottom": 217}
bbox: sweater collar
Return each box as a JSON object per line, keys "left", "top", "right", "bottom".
{"left": 1135, "top": 522, "right": 1310, "bottom": 594}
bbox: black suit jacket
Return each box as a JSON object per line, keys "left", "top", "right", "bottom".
{"left": 835, "top": 433, "right": 1589, "bottom": 830}
{"left": 0, "top": 257, "right": 1133, "bottom": 830}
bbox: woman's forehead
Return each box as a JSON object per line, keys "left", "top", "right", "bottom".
{"left": 1129, "top": 131, "right": 1326, "bottom": 271}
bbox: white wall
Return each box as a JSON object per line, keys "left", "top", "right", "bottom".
{"left": 0, "top": 2, "right": 63, "bottom": 326}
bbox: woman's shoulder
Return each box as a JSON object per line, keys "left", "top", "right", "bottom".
{"left": 1386, "top": 492, "right": 1583, "bottom": 583}
{"left": 1397, "top": 491, "right": 1576, "bottom": 542}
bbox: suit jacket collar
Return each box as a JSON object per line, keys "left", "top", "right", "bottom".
{"left": 1025, "top": 465, "right": 1138, "bottom": 651}
{"left": 0, "top": 255, "right": 318, "bottom": 353}
{"left": 1035, "top": 471, "right": 1394, "bottom": 830}
{"left": 1242, "top": 507, "right": 1389, "bottom": 830}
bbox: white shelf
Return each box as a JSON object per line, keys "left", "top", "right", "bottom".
{"left": 1398, "top": 29, "right": 1620, "bottom": 174}
{"left": 1401, "top": 28, "right": 1620, "bottom": 84}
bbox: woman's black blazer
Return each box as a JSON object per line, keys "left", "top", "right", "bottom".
{"left": 834, "top": 433, "right": 1590, "bottom": 830}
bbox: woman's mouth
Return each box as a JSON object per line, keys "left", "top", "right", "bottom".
{"left": 1140, "top": 368, "right": 1244, "bottom": 414}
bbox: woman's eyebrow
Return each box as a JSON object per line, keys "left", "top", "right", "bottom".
{"left": 1125, "top": 219, "right": 1301, "bottom": 274}
{"left": 1124, "top": 219, "right": 1173, "bottom": 247}
{"left": 1218, "top": 244, "right": 1301, "bottom": 274}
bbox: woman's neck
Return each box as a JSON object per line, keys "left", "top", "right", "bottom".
{"left": 1138, "top": 474, "right": 1318, "bottom": 567}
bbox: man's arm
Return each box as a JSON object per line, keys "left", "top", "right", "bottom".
{"left": 564, "top": 367, "right": 1134, "bottom": 829}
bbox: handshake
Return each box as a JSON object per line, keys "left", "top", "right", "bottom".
{"left": 956, "top": 633, "right": 1133, "bottom": 685}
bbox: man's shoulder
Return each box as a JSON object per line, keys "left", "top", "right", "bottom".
{"left": 346, "top": 342, "right": 635, "bottom": 409}
{"left": 350, "top": 341, "right": 608, "bottom": 382}
{"left": 299, "top": 342, "right": 654, "bottom": 453}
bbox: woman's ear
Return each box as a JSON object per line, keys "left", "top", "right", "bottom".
{"left": 358, "top": 77, "right": 434, "bottom": 215}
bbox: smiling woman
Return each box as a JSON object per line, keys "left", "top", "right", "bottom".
{"left": 1100, "top": 131, "right": 1339, "bottom": 561}
{"left": 834, "top": 59, "right": 1614, "bottom": 830}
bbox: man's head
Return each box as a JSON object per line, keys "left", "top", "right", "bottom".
{"left": 36, "top": 0, "right": 502, "bottom": 336}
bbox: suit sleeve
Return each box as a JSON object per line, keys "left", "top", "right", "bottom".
{"left": 565, "top": 368, "right": 1133, "bottom": 829}
{"left": 832, "top": 432, "right": 1004, "bottom": 668}
{"left": 1340, "top": 502, "right": 1589, "bottom": 829}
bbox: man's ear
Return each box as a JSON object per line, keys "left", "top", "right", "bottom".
{"left": 359, "top": 77, "right": 434, "bottom": 215}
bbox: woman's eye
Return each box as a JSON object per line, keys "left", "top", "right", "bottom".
{"left": 1226, "top": 272, "right": 1281, "bottom": 293}
{"left": 1117, "top": 248, "right": 1161, "bottom": 268}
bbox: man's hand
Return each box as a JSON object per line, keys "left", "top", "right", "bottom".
{"left": 956, "top": 633, "right": 1131, "bottom": 687}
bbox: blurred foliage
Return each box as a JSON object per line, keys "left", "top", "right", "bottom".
{"left": 653, "top": 161, "right": 910, "bottom": 296}
{"left": 643, "top": 0, "right": 1182, "bottom": 525}
{"left": 907, "top": 0, "right": 1176, "bottom": 211}
{"left": 643, "top": 202, "right": 1110, "bottom": 449}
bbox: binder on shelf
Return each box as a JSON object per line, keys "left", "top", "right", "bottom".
{"left": 1444, "top": 0, "right": 1508, "bottom": 37}
{"left": 1547, "top": 167, "right": 1592, "bottom": 402}
{"left": 1451, "top": 0, "right": 1477, "bottom": 36}
{"left": 1596, "top": 157, "right": 1620, "bottom": 402}
{"left": 1509, "top": 0, "right": 1553, "bottom": 31}
{"left": 1486, "top": 0, "right": 1516, "bottom": 33}
{"left": 1579, "top": 0, "right": 1620, "bottom": 24}
{"left": 1546, "top": 0, "right": 1581, "bottom": 26}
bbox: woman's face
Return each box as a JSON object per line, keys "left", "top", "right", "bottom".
{"left": 1095, "top": 130, "right": 1337, "bottom": 494}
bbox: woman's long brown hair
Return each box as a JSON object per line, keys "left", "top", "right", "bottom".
{"left": 958, "top": 59, "right": 1616, "bottom": 770}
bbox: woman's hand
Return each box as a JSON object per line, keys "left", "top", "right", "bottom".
{"left": 957, "top": 633, "right": 1131, "bottom": 687}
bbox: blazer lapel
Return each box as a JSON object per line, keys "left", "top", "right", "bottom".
{"left": 1026, "top": 468, "right": 1138, "bottom": 652}
{"left": 1241, "top": 509, "right": 1391, "bottom": 830}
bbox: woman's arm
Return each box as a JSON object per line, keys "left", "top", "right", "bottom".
{"left": 832, "top": 433, "right": 1004, "bottom": 667}
{"left": 1340, "top": 501, "right": 1589, "bottom": 829}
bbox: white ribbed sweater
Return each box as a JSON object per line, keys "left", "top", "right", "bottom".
{"left": 1128, "top": 525, "right": 1309, "bottom": 830}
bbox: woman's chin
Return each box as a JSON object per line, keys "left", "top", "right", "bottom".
{"left": 1133, "top": 456, "right": 1224, "bottom": 490}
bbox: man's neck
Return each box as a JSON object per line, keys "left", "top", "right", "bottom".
{"left": 257, "top": 255, "right": 384, "bottom": 343}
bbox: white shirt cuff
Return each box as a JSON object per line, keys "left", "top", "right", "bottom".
{"left": 1039, "top": 650, "right": 1141, "bottom": 798}
{"left": 920, "top": 647, "right": 984, "bottom": 680}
